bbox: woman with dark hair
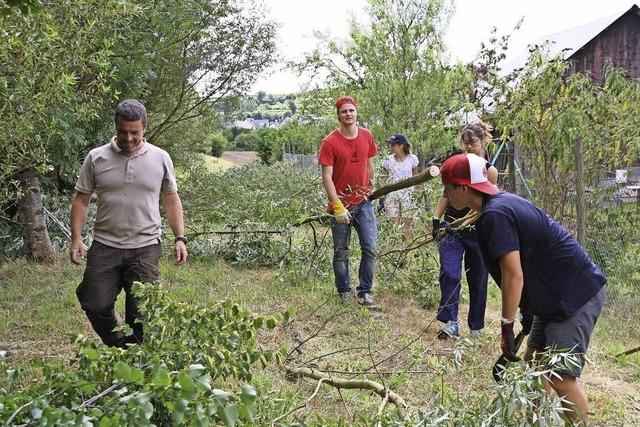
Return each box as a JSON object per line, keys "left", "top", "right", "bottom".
{"left": 381, "top": 134, "right": 419, "bottom": 243}
{"left": 432, "top": 121, "right": 498, "bottom": 339}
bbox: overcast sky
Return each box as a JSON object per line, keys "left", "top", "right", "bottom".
{"left": 250, "top": 0, "right": 637, "bottom": 94}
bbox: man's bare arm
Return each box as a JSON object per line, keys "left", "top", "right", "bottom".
{"left": 499, "top": 250, "right": 524, "bottom": 322}
{"left": 70, "top": 192, "right": 91, "bottom": 264}
{"left": 161, "top": 191, "right": 187, "bottom": 266}
{"left": 321, "top": 165, "right": 339, "bottom": 202}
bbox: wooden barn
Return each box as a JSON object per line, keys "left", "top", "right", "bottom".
{"left": 503, "top": 4, "right": 640, "bottom": 80}
{"left": 566, "top": 4, "right": 640, "bottom": 81}
{"left": 495, "top": 4, "right": 640, "bottom": 196}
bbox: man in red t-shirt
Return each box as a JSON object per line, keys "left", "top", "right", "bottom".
{"left": 318, "top": 96, "right": 378, "bottom": 306}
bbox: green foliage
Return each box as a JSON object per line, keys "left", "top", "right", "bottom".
{"left": 0, "top": 0, "right": 43, "bottom": 15}
{"left": 210, "top": 133, "right": 229, "bottom": 157}
{"left": 255, "top": 120, "right": 334, "bottom": 164}
{"left": 227, "top": 92, "right": 299, "bottom": 122}
{"left": 0, "top": 0, "right": 138, "bottom": 192}
{"left": 234, "top": 132, "right": 260, "bottom": 151}
{"left": 0, "top": 283, "right": 280, "bottom": 425}
{"left": 409, "top": 363, "right": 566, "bottom": 425}
{"left": 493, "top": 49, "right": 640, "bottom": 216}
{"left": 299, "top": 0, "right": 472, "bottom": 158}
{"left": 0, "top": 0, "right": 277, "bottom": 256}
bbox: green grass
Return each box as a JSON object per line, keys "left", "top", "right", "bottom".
{"left": 200, "top": 153, "right": 235, "bottom": 171}
{"left": 1, "top": 257, "right": 639, "bottom": 425}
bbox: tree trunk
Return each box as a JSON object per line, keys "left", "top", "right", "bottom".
{"left": 16, "top": 168, "right": 57, "bottom": 262}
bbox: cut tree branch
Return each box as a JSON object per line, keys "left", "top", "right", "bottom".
{"left": 286, "top": 367, "right": 409, "bottom": 420}
{"left": 294, "top": 165, "right": 440, "bottom": 226}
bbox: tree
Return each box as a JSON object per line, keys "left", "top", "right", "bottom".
{"left": 298, "top": 0, "right": 470, "bottom": 157}
{"left": 235, "top": 132, "right": 259, "bottom": 151}
{"left": 0, "top": 0, "right": 140, "bottom": 261}
{"left": 210, "top": 133, "right": 228, "bottom": 157}
{"left": 0, "top": 0, "right": 277, "bottom": 260}
{"left": 493, "top": 49, "right": 640, "bottom": 218}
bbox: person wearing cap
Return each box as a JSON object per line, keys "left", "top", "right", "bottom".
{"left": 432, "top": 122, "right": 497, "bottom": 339}
{"left": 381, "top": 134, "right": 419, "bottom": 243}
{"left": 70, "top": 99, "right": 188, "bottom": 347}
{"left": 440, "top": 152, "right": 606, "bottom": 425}
{"left": 318, "top": 96, "right": 378, "bottom": 306}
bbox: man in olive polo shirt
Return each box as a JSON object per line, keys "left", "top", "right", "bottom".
{"left": 70, "top": 99, "right": 187, "bottom": 347}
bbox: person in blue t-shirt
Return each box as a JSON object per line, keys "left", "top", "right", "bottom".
{"left": 439, "top": 153, "right": 606, "bottom": 426}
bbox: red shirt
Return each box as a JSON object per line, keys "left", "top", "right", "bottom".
{"left": 318, "top": 127, "right": 377, "bottom": 209}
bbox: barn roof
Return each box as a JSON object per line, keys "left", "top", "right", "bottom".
{"left": 501, "top": 4, "right": 640, "bottom": 74}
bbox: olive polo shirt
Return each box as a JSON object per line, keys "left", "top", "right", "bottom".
{"left": 75, "top": 138, "right": 178, "bottom": 249}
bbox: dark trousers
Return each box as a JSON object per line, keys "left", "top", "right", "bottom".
{"left": 437, "top": 232, "right": 488, "bottom": 330}
{"left": 76, "top": 240, "right": 161, "bottom": 347}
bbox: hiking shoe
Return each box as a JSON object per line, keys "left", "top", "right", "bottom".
{"left": 437, "top": 320, "right": 459, "bottom": 339}
{"left": 469, "top": 329, "right": 483, "bottom": 337}
{"left": 338, "top": 292, "right": 351, "bottom": 303}
{"left": 357, "top": 293, "right": 374, "bottom": 306}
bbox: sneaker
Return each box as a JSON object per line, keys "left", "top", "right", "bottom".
{"left": 470, "top": 329, "right": 483, "bottom": 337}
{"left": 357, "top": 293, "right": 374, "bottom": 306}
{"left": 338, "top": 292, "right": 351, "bottom": 303}
{"left": 437, "top": 320, "right": 459, "bottom": 339}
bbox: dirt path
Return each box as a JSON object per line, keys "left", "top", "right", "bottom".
{"left": 221, "top": 151, "right": 259, "bottom": 166}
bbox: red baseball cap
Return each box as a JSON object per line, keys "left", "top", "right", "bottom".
{"left": 335, "top": 96, "right": 357, "bottom": 110}
{"left": 440, "top": 153, "right": 499, "bottom": 195}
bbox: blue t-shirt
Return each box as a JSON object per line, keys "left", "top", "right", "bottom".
{"left": 477, "top": 192, "right": 606, "bottom": 320}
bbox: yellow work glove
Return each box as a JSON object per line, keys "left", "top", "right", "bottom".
{"left": 330, "top": 199, "right": 351, "bottom": 224}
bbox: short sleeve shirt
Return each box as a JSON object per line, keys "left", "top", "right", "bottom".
{"left": 75, "top": 138, "right": 178, "bottom": 249}
{"left": 477, "top": 192, "right": 606, "bottom": 319}
{"left": 318, "top": 127, "right": 377, "bottom": 209}
{"left": 381, "top": 153, "right": 419, "bottom": 183}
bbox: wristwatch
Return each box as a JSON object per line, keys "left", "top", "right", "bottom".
{"left": 175, "top": 236, "right": 188, "bottom": 245}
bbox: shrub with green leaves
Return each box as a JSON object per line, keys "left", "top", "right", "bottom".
{"left": 0, "top": 283, "right": 282, "bottom": 426}
{"left": 210, "top": 133, "right": 229, "bottom": 157}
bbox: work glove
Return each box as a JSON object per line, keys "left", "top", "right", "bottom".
{"left": 431, "top": 218, "right": 450, "bottom": 242}
{"left": 330, "top": 199, "right": 351, "bottom": 224}
{"left": 500, "top": 321, "right": 521, "bottom": 362}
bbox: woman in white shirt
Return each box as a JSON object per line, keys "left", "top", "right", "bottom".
{"left": 381, "top": 134, "right": 419, "bottom": 243}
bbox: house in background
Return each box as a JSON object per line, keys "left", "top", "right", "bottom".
{"left": 497, "top": 4, "right": 640, "bottom": 198}
{"left": 503, "top": 4, "right": 640, "bottom": 80}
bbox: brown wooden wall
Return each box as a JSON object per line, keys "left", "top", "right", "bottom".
{"left": 569, "top": 9, "right": 640, "bottom": 81}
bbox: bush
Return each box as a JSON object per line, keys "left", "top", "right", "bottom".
{"left": 234, "top": 132, "right": 259, "bottom": 151}
{"left": 0, "top": 283, "right": 282, "bottom": 426}
{"left": 210, "top": 133, "right": 228, "bottom": 157}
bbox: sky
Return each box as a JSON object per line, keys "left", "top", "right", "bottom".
{"left": 250, "top": 0, "right": 637, "bottom": 94}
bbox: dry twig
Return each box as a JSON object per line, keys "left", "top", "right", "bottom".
{"left": 286, "top": 367, "right": 409, "bottom": 420}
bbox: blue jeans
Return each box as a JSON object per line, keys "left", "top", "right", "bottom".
{"left": 331, "top": 200, "right": 377, "bottom": 296}
{"left": 437, "top": 232, "right": 488, "bottom": 330}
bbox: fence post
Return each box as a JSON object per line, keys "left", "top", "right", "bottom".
{"left": 507, "top": 141, "right": 517, "bottom": 195}
{"left": 574, "top": 137, "right": 586, "bottom": 246}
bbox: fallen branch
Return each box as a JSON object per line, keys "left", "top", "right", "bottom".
{"left": 294, "top": 165, "right": 440, "bottom": 226}
{"left": 77, "top": 384, "right": 121, "bottom": 409}
{"left": 286, "top": 367, "right": 409, "bottom": 420}
{"left": 4, "top": 391, "right": 54, "bottom": 426}
{"left": 379, "top": 210, "right": 480, "bottom": 258}
{"left": 186, "top": 229, "right": 285, "bottom": 239}
{"left": 368, "top": 165, "right": 440, "bottom": 201}
{"left": 615, "top": 345, "right": 640, "bottom": 357}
